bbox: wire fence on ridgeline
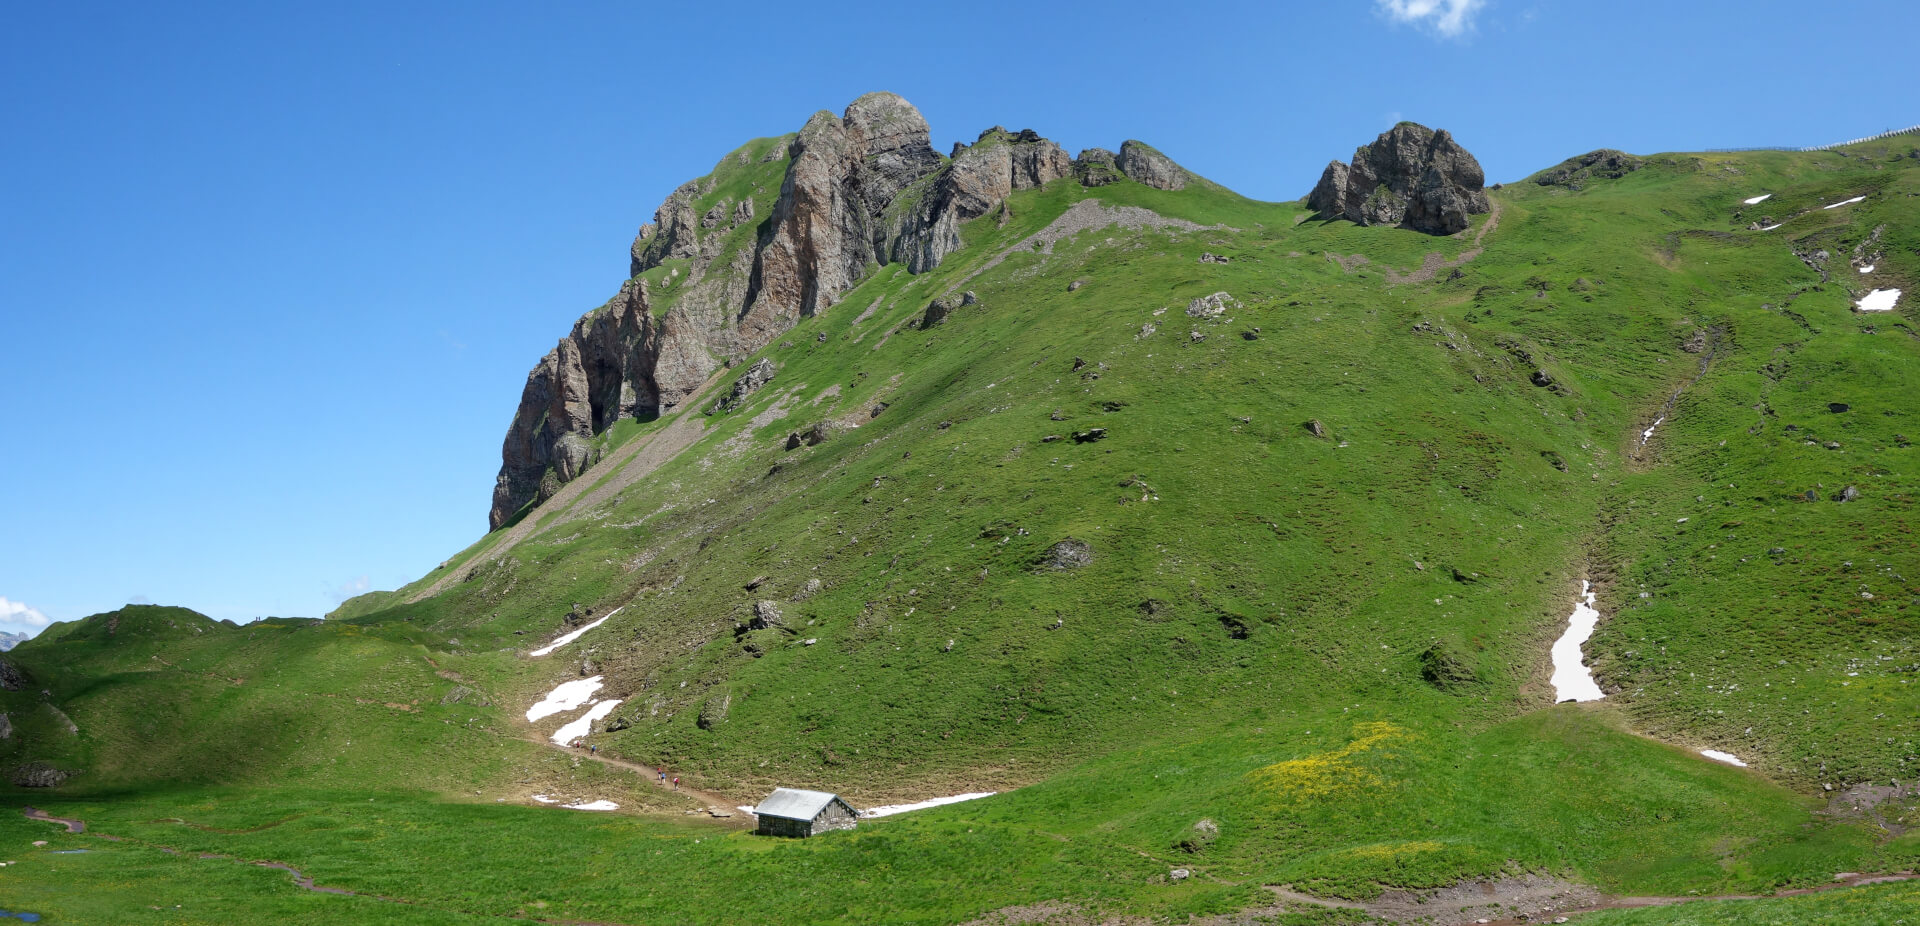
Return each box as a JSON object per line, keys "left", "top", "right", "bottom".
{"left": 1705, "top": 123, "right": 1920, "bottom": 153}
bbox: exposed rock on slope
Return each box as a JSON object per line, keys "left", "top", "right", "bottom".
{"left": 1534, "top": 149, "right": 1643, "bottom": 187}
{"left": 1308, "top": 122, "right": 1490, "bottom": 235}
{"left": 490, "top": 92, "right": 1194, "bottom": 528}
{"left": 1116, "top": 140, "right": 1189, "bottom": 190}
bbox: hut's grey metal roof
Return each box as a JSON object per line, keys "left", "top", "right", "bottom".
{"left": 754, "top": 787, "right": 853, "bottom": 820}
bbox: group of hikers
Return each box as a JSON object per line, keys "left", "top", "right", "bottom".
{"left": 565, "top": 738, "right": 679, "bottom": 790}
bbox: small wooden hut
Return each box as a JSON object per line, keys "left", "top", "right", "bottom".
{"left": 752, "top": 787, "right": 859, "bottom": 837}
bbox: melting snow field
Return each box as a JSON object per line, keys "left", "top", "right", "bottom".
{"left": 551, "top": 698, "right": 621, "bottom": 745}
{"left": 1549, "top": 581, "right": 1606, "bottom": 703}
{"left": 1640, "top": 416, "right": 1666, "bottom": 445}
{"left": 1859, "top": 265, "right": 1875, "bottom": 273}
{"left": 1700, "top": 750, "right": 1748, "bottom": 767}
{"left": 1856, "top": 288, "right": 1902, "bottom": 312}
{"left": 526, "top": 677, "right": 604, "bottom": 722}
{"left": 532, "top": 795, "right": 619, "bottom": 810}
{"left": 1759, "top": 223, "right": 1784, "bottom": 231}
{"left": 1742, "top": 193, "right": 1772, "bottom": 205}
{"left": 861, "top": 792, "right": 997, "bottom": 818}
{"left": 1823, "top": 195, "right": 1866, "bottom": 209}
{"left": 530, "top": 606, "right": 623, "bottom": 657}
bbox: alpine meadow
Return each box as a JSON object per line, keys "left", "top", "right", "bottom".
{"left": 4, "top": 86, "right": 1917, "bottom": 925}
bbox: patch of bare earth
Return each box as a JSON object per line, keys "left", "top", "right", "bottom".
{"left": 952, "top": 199, "right": 1235, "bottom": 293}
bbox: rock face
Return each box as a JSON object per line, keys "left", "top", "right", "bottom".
{"left": 1074, "top": 148, "right": 1122, "bottom": 186}
{"left": 885, "top": 127, "right": 1074, "bottom": 273}
{"left": 1534, "top": 149, "right": 1643, "bottom": 187}
{"left": 705, "top": 358, "right": 777, "bottom": 415}
{"left": 1308, "top": 123, "right": 1490, "bottom": 235}
{"left": 1116, "top": 140, "right": 1188, "bottom": 190}
{"left": 0, "top": 658, "right": 26, "bottom": 691}
{"left": 490, "top": 92, "right": 1192, "bottom": 529}
{"left": 11, "top": 760, "right": 71, "bottom": 788}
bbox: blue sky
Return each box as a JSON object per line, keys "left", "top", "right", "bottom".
{"left": 2, "top": 0, "right": 1912, "bottom": 633}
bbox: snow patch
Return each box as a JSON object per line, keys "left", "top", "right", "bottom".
{"left": 562, "top": 800, "right": 619, "bottom": 811}
{"left": 552, "top": 698, "right": 621, "bottom": 745}
{"left": 861, "top": 792, "right": 998, "bottom": 818}
{"left": 1742, "top": 193, "right": 1772, "bottom": 205}
{"left": 1640, "top": 416, "right": 1665, "bottom": 445}
{"left": 1759, "top": 223, "right": 1784, "bottom": 231}
{"left": 532, "top": 794, "right": 559, "bottom": 804}
{"left": 526, "top": 677, "right": 604, "bottom": 722}
{"left": 1856, "top": 288, "right": 1901, "bottom": 312}
{"left": 1550, "top": 581, "right": 1606, "bottom": 703}
{"left": 1700, "top": 749, "right": 1748, "bottom": 767}
{"left": 1858, "top": 264, "right": 1874, "bottom": 273}
{"left": 1823, "top": 195, "right": 1866, "bottom": 210}
{"left": 530, "top": 606, "right": 623, "bottom": 657}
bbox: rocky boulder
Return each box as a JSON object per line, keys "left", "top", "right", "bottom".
{"left": 696, "top": 689, "right": 732, "bottom": 729}
{"left": 705, "top": 357, "right": 777, "bottom": 415}
{"left": 1308, "top": 122, "right": 1490, "bottom": 235}
{"left": 1116, "top": 141, "right": 1189, "bottom": 190}
{"left": 1038, "top": 538, "right": 1094, "bottom": 570}
{"left": 921, "top": 295, "right": 958, "bottom": 329}
{"left": 11, "top": 761, "right": 72, "bottom": 788}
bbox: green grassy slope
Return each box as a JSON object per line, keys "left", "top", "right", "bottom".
{"left": 4, "top": 135, "right": 1915, "bottom": 924}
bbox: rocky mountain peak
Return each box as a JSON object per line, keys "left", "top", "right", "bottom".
{"left": 489, "top": 93, "right": 1202, "bottom": 529}
{"left": 1308, "top": 122, "right": 1490, "bottom": 235}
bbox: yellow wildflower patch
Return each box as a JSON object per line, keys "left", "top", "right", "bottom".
{"left": 1338, "top": 840, "right": 1447, "bottom": 862}
{"left": 1247, "top": 721, "right": 1411, "bottom": 803}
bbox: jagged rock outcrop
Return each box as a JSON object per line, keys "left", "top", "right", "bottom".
{"left": 1308, "top": 122, "right": 1490, "bottom": 235}
{"left": 1116, "top": 140, "right": 1189, "bottom": 190}
{"left": 1534, "top": 149, "right": 1643, "bottom": 187}
{"left": 1074, "top": 148, "right": 1122, "bottom": 186}
{"left": 705, "top": 358, "right": 777, "bottom": 415}
{"left": 11, "top": 760, "right": 72, "bottom": 788}
{"left": 491, "top": 92, "right": 1186, "bottom": 529}
{"left": 883, "top": 127, "right": 1074, "bottom": 273}
{"left": 0, "top": 658, "right": 26, "bottom": 691}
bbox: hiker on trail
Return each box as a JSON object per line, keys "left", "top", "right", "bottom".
{"left": 590, "top": 744, "right": 597, "bottom": 755}
{"left": 658, "top": 766, "right": 665, "bottom": 782}
{"left": 672, "top": 776, "right": 680, "bottom": 791}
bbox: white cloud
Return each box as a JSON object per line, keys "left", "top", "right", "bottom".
{"left": 1377, "top": 0, "right": 1487, "bottom": 37}
{"left": 0, "top": 597, "right": 52, "bottom": 629}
